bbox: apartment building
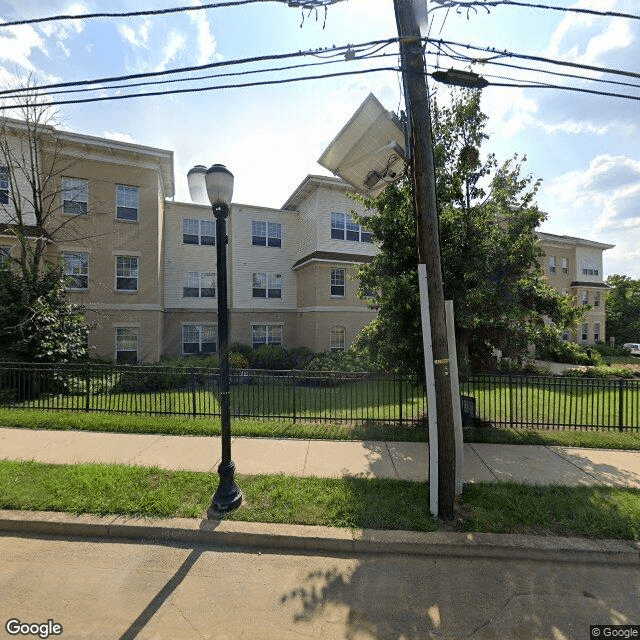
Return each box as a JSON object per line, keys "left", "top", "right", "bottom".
{"left": 0, "top": 116, "right": 613, "bottom": 361}
{"left": 537, "top": 232, "right": 613, "bottom": 345}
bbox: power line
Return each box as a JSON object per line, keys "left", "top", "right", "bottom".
{"left": 430, "top": 0, "right": 640, "bottom": 21}
{"left": 0, "top": 1, "right": 273, "bottom": 29}
{"left": 487, "top": 79, "right": 640, "bottom": 101}
{"left": 0, "top": 38, "right": 398, "bottom": 98}
{"left": 0, "top": 66, "right": 399, "bottom": 111}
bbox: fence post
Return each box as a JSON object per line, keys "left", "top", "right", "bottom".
{"left": 85, "top": 365, "right": 91, "bottom": 412}
{"left": 509, "top": 374, "right": 514, "bottom": 429}
{"left": 190, "top": 368, "right": 197, "bottom": 418}
{"left": 618, "top": 378, "right": 624, "bottom": 432}
{"left": 292, "top": 369, "right": 297, "bottom": 424}
{"left": 398, "top": 374, "right": 403, "bottom": 425}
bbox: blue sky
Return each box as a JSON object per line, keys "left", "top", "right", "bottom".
{"left": 1, "top": 0, "right": 639, "bottom": 277}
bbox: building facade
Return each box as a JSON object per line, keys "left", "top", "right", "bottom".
{"left": 0, "top": 117, "right": 613, "bottom": 362}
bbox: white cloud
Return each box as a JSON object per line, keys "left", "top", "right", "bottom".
{"left": 187, "top": 5, "right": 218, "bottom": 65}
{"left": 0, "top": 23, "right": 47, "bottom": 74}
{"left": 155, "top": 31, "right": 187, "bottom": 72}
{"left": 103, "top": 131, "right": 138, "bottom": 145}
{"left": 118, "top": 20, "right": 151, "bottom": 49}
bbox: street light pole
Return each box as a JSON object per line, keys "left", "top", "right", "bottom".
{"left": 188, "top": 163, "right": 242, "bottom": 516}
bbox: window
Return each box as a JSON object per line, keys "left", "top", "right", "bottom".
{"left": 62, "top": 177, "right": 88, "bottom": 215}
{"left": 331, "top": 212, "right": 372, "bottom": 243}
{"left": 582, "top": 291, "right": 589, "bottom": 306}
{"left": 561, "top": 257, "right": 568, "bottom": 274}
{"left": 252, "top": 272, "right": 282, "bottom": 298}
{"left": 0, "top": 166, "right": 9, "bottom": 205}
{"left": 594, "top": 322, "right": 600, "bottom": 342}
{"left": 183, "top": 272, "right": 215, "bottom": 298}
{"left": 0, "top": 245, "right": 10, "bottom": 269}
{"left": 252, "top": 220, "right": 282, "bottom": 247}
{"left": 561, "top": 331, "right": 570, "bottom": 341}
{"left": 116, "top": 185, "right": 139, "bottom": 221}
{"left": 593, "top": 292, "right": 600, "bottom": 308}
{"left": 116, "top": 328, "right": 138, "bottom": 363}
{"left": 182, "top": 324, "right": 217, "bottom": 355}
{"left": 252, "top": 324, "right": 282, "bottom": 348}
{"left": 548, "top": 256, "right": 556, "bottom": 274}
{"left": 330, "top": 268, "right": 345, "bottom": 296}
{"left": 330, "top": 326, "right": 346, "bottom": 353}
{"left": 581, "top": 323, "right": 589, "bottom": 342}
{"left": 63, "top": 252, "right": 89, "bottom": 290}
{"left": 115, "top": 256, "right": 138, "bottom": 291}
{"left": 582, "top": 261, "right": 599, "bottom": 276}
{"left": 183, "top": 219, "right": 215, "bottom": 245}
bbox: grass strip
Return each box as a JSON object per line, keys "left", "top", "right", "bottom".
{"left": 0, "top": 460, "right": 638, "bottom": 540}
{"left": 2, "top": 408, "right": 640, "bottom": 449}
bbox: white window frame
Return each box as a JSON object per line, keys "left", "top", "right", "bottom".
{"left": 582, "top": 261, "right": 599, "bottom": 276}
{"left": 561, "top": 257, "right": 568, "bottom": 274}
{"left": 582, "top": 291, "right": 589, "bottom": 306}
{"left": 252, "top": 220, "right": 282, "bottom": 247}
{"left": 251, "top": 324, "right": 283, "bottom": 349}
{"left": 182, "top": 324, "right": 217, "bottom": 355}
{"left": 115, "top": 256, "right": 139, "bottom": 292}
{"left": 0, "top": 165, "right": 9, "bottom": 205}
{"left": 62, "top": 251, "right": 89, "bottom": 290}
{"left": 330, "top": 326, "right": 346, "bottom": 353}
{"left": 252, "top": 272, "right": 282, "bottom": 298}
{"left": 115, "top": 327, "right": 139, "bottom": 363}
{"left": 548, "top": 256, "right": 556, "bottom": 274}
{"left": 116, "top": 185, "right": 139, "bottom": 221}
{"left": 330, "top": 212, "right": 372, "bottom": 243}
{"left": 593, "top": 292, "right": 600, "bottom": 308}
{"left": 62, "top": 177, "right": 88, "bottom": 216}
{"left": 182, "top": 219, "right": 215, "bottom": 245}
{"left": 594, "top": 322, "right": 600, "bottom": 342}
{"left": 581, "top": 323, "right": 589, "bottom": 342}
{"left": 330, "top": 268, "right": 345, "bottom": 297}
{"left": 183, "top": 271, "right": 215, "bottom": 298}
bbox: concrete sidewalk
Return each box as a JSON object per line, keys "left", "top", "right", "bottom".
{"left": 1, "top": 426, "right": 639, "bottom": 488}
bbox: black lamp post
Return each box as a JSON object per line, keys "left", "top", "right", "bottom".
{"left": 188, "top": 163, "right": 242, "bottom": 515}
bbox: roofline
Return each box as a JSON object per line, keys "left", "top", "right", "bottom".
{"left": 537, "top": 231, "right": 614, "bottom": 251}
{"left": 281, "top": 174, "right": 351, "bottom": 211}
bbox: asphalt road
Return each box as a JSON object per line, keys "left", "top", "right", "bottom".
{"left": 0, "top": 533, "right": 637, "bottom": 640}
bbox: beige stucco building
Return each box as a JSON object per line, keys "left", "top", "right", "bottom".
{"left": 0, "top": 117, "right": 613, "bottom": 362}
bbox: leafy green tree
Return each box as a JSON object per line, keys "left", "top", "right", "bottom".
{"left": 606, "top": 274, "right": 640, "bottom": 345}
{"left": 0, "top": 82, "right": 89, "bottom": 362}
{"left": 353, "top": 90, "right": 581, "bottom": 376}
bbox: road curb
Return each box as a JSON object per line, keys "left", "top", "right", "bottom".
{"left": 1, "top": 510, "right": 638, "bottom": 564}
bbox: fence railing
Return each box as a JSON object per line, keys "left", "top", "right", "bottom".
{"left": 0, "top": 362, "right": 638, "bottom": 430}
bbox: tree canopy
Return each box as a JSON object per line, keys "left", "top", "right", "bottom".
{"left": 606, "top": 274, "right": 640, "bottom": 345}
{"left": 353, "top": 90, "right": 580, "bottom": 377}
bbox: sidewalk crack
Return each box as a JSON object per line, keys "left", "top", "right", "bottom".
{"left": 301, "top": 439, "right": 311, "bottom": 475}
{"left": 385, "top": 442, "right": 400, "bottom": 479}
{"left": 468, "top": 444, "right": 499, "bottom": 482}
{"left": 545, "top": 445, "right": 604, "bottom": 485}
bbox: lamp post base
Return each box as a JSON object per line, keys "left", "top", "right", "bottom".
{"left": 208, "top": 460, "right": 242, "bottom": 516}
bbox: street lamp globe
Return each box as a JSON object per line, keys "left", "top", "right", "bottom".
{"left": 205, "top": 164, "right": 234, "bottom": 207}
{"left": 187, "top": 164, "right": 208, "bottom": 205}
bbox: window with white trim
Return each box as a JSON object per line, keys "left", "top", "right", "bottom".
{"left": 561, "top": 257, "right": 568, "bottom": 274}
{"left": 182, "top": 324, "right": 217, "bottom": 355}
{"left": 594, "top": 322, "right": 601, "bottom": 342}
{"left": 116, "top": 185, "right": 139, "bottom": 221}
{"left": 582, "top": 291, "right": 589, "bottom": 306}
{"left": 330, "top": 268, "right": 345, "bottom": 297}
{"left": 183, "top": 219, "right": 215, "bottom": 245}
{"left": 252, "top": 272, "right": 282, "bottom": 298}
{"left": 116, "top": 327, "right": 138, "bottom": 363}
{"left": 62, "top": 177, "right": 88, "bottom": 215}
{"left": 593, "top": 291, "right": 600, "bottom": 307}
{"left": 0, "top": 166, "right": 9, "bottom": 205}
{"left": 582, "top": 261, "right": 599, "bottom": 276}
{"left": 252, "top": 220, "right": 282, "bottom": 247}
{"left": 581, "top": 323, "right": 589, "bottom": 342}
{"left": 561, "top": 331, "right": 570, "bottom": 341}
{"left": 63, "top": 252, "right": 89, "bottom": 290}
{"left": 0, "top": 245, "right": 11, "bottom": 269}
{"left": 251, "top": 324, "right": 282, "bottom": 348}
{"left": 115, "top": 256, "right": 138, "bottom": 291}
{"left": 330, "top": 326, "right": 346, "bottom": 353}
{"left": 183, "top": 271, "right": 215, "bottom": 298}
{"left": 330, "top": 212, "right": 372, "bottom": 243}
{"left": 548, "top": 256, "right": 556, "bottom": 274}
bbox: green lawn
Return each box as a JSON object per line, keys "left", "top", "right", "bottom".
{"left": 0, "top": 460, "right": 638, "bottom": 539}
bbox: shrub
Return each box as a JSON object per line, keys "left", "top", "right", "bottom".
{"left": 111, "top": 365, "right": 189, "bottom": 392}
{"left": 248, "top": 345, "right": 289, "bottom": 370}
{"left": 286, "top": 346, "right": 314, "bottom": 369}
{"left": 304, "top": 348, "right": 380, "bottom": 372}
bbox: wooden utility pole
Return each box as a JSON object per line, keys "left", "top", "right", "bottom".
{"left": 393, "top": 0, "right": 456, "bottom": 519}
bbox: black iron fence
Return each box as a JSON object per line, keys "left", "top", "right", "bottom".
{"left": 0, "top": 362, "right": 639, "bottom": 430}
